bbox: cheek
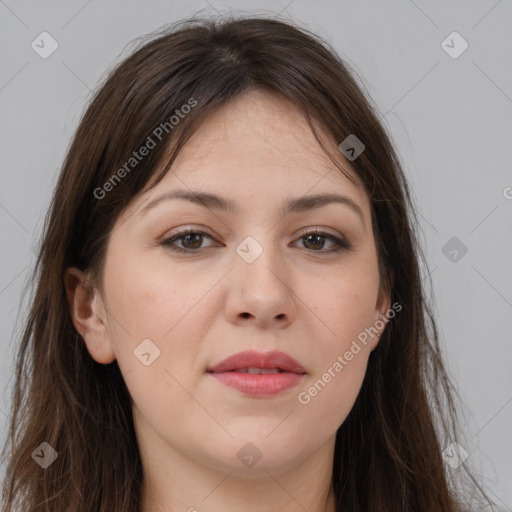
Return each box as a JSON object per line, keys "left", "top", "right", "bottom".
{"left": 298, "top": 285, "right": 374, "bottom": 432}
{"left": 102, "top": 259, "right": 211, "bottom": 436}
{"left": 295, "top": 263, "right": 378, "bottom": 428}
{"left": 103, "top": 250, "right": 208, "bottom": 337}
{"left": 101, "top": 251, "right": 215, "bottom": 384}
{"left": 299, "top": 352, "right": 369, "bottom": 437}
{"left": 314, "top": 260, "right": 380, "bottom": 349}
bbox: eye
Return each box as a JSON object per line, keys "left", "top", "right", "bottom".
{"left": 293, "top": 229, "right": 353, "bottom": 253}
{"left": 159, "top": 227, "right": 353, "bottom": 254}
{"left": 159, "top": 228, "right": 217, "bottom": 253}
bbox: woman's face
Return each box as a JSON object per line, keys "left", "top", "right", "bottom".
{"left": 72, "top": 90, "right": 390, "bottom": 477}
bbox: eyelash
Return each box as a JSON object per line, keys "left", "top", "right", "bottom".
{"left": 159, "top": 228, "right": 353, "bottom": 255}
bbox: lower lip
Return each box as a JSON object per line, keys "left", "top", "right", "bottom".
{"left": 209, "top": 371, "right": 305, "bottom": 397}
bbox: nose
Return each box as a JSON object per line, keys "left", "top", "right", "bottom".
{"left": 224, "top": 239, "right": 297, "bottom": 329}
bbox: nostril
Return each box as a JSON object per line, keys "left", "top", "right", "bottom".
{"left": 241, "top": 312, "right": 250, "bottom": 318}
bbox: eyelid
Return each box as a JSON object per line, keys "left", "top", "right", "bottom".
{"left": 161, "top": 224, "right": 345, "bottom": 241}
{"left": 296, "top": 226, "right": 342, "bottom": 239}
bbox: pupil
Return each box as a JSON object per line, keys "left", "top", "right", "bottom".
{"left": 305, "top": 234, "right": 324, "bottom": 250}
{"left": 184, "top": 233, "right": 202, "bottom": 249}
{"left": 181, "top": 233, "right": 326, "bottom": 250}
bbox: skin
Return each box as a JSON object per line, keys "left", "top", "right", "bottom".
{"left": 65, "top": 89, "right": 390, "bottom": 512}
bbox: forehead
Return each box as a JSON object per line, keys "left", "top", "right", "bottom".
{"left": 176, "top": 90, "right": 359, "bottom": 181}
{"left": 129, "top": 89, "right": 370, "bottom": 219}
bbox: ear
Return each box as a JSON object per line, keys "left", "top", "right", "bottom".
{"left": 64, "top": 267, "right": 116, "bottom": 364}
{"left": 369, "top": 273, "right": 393, "bottom": 351}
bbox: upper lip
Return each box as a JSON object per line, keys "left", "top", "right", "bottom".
{"left": 207, "top": 350, "right": 306, "bottom": 374}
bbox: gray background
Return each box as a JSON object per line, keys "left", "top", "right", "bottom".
{"left": 1, "top": 0, "right": 511, "bottom": 507}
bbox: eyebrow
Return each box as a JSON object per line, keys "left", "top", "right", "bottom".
{"left": 140, "top": 189, "right": 365, "bottom": 226}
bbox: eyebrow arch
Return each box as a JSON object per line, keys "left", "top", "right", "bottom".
{"left": 140, "top": 189, "right": 365, "bottom": 226}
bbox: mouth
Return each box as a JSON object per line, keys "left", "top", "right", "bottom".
{"left": 207, "top": 349, "right": 306, "bottom": 374}
{"left": 231, "top": 367, "right": 286, "bottom": 374}
{"left": 207, "top": 350, "right": 306, "bottom": 397}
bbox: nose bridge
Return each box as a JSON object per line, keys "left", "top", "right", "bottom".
{"left": 234, "top": 231, "right": 287, "bottom": 281}
{"left": 228, "top": 231, "right": 296, "bottom": 325}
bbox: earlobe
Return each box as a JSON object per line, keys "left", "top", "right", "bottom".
{"left": 64, "top": 267, "right": 116, "bottom": 365}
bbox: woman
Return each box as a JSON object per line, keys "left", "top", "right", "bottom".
{"left": 0, "top": 14, "right": 495, "bottom": 512}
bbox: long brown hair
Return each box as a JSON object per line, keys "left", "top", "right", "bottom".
{"left": 1, "top": 13, "right": 496, "bottom": 512}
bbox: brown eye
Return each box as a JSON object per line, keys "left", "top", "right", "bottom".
{"left": 295, "top": 230, "right": 352, "bottom": 253}
{"left": 159, "top": 228, "right": 352, "bottom": 255}
{"left": 302, "top": 233, "right": 327, "bottom": 250}
{"left": 160, "top": 229, "right": 216, "bottom": 253}
{"left": 180, "top": 232, "right": 204, "bottom": 249}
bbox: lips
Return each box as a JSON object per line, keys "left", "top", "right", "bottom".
{"left": 207, "top": 350, "right": 306, "bottom": 397}
{"left": 207, "top": 350, "right": 306, "bottom": 374}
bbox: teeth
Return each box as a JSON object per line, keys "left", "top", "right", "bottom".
{"left": 238, "top": 367, "right": 281, "bottom": 374}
